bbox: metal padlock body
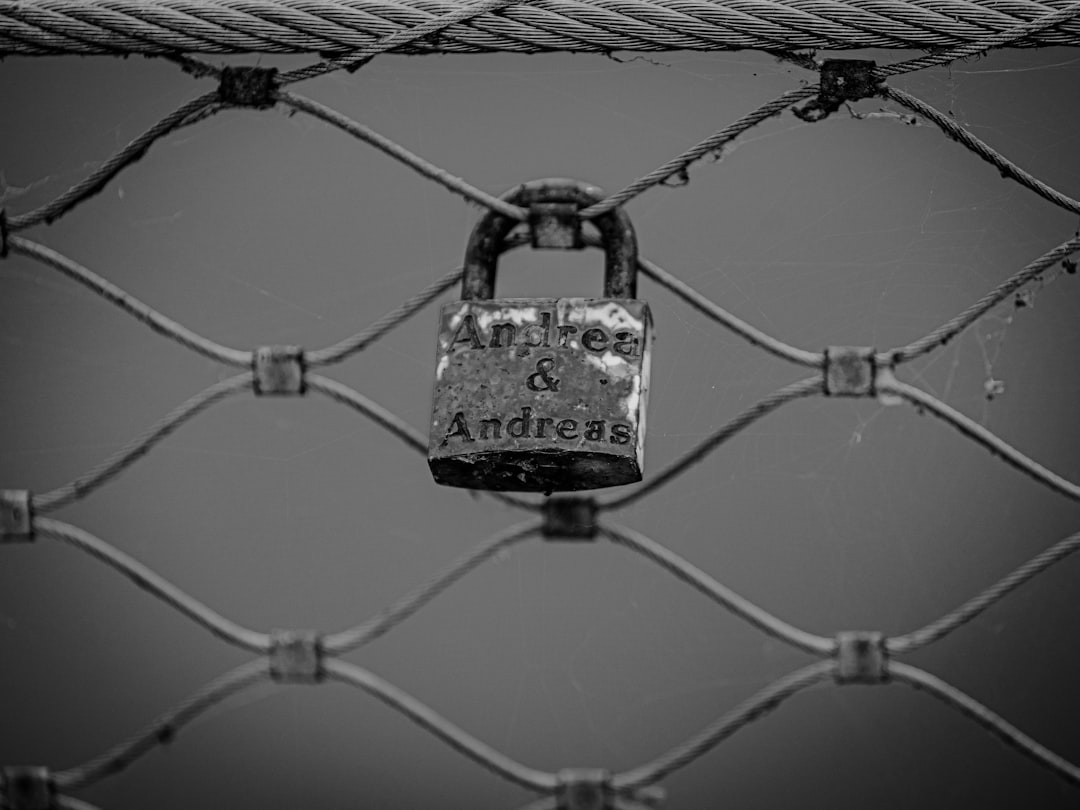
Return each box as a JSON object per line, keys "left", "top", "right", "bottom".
{"left": 429, "top": 179, "right": 652, "bottom": 492}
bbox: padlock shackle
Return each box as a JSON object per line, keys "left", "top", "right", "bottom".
{"left": 462, "top": 179, "right": 639, "bottom": 301}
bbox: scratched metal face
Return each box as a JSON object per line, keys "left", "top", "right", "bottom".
{"left": 429, "top": 297, "right": 652, "bottom": 492}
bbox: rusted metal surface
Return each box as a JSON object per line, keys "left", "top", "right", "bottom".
{"left": 529, "top": 202, "right": 583, "bottom": 249}
{"left": 460, "top": 178, "right": 638, "bottom": 301}
{"left": 824, "top": 345, "right": 876, "bottom": 396}
{"left": 430, "top": 178, "right": 652, "bottom": 493}
{"left": 429, "top": 298, "right": 652, "bottom": 491}
{"left": 218, "top": 66, "right": 279, "bottom": 109}
{"left": 793, "top": 59, "right": 881, "bottom": 122}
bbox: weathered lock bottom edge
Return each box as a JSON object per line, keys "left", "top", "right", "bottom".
{"left": 429, "top": 449, "right": 643, "bottom": 492}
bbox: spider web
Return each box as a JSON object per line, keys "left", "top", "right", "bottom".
{"left": 1, "top": 46, "right": 1079, "bottom": 809}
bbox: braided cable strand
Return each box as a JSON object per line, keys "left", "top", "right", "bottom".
{"left": 305, "top": 373, "right": 429, "bottom": 453}
{"left": 890, "top": 663, "right": 1080, "bottom": 785}
{"left": 636, "top": 256, "right": 823, "bottom": 367}
{"left": 8, "top": 237, "right": 252, "bottom": 367}
{"left": 277, "top": 91, "right": 528, "bottom": 220}
{"left": 55, "top": 660, "right": 271, "bottom": 790}
{"left": 7, "top": 92, "right": 222, "bottom": 231}
{"left": 601, "top": 522, "right": 834, "bottom": 655}
{"left": 891, "top": 531, "right": 1080, "bottom": 655}
{"left": 306, "top": 267, "right": 464, "bottom": 367}
{"left": 879, "top": 378, "right": 1080, "bottom": 502}
{"left": 877, "top": 1, "right": 1080, "bottom": 76}
{"left": 276, "top": 0, "right": 522, "bottom": 83}
{"left": 32, "top": 374, "right": 254, "bottom": 513}
{"left": 32, "top": 515, "right": 541, "bottom": 657}
{"left": 325, "top": 660, "right": 559, "bottom": 792}
{"left": 4, "top": 0, "right": 1080, "bottom": 56}
{"left": 614, "top": 661, "right": 837, "bottom": 789}
{"left": 885, "top": 234, "right": 1080, "bottom": 365}
{"left": 881, "top": 86, "right": 1080, "bottom": 217}
{"left": 325, "top": 520, "right": 541, "bottom": 652}
{"left": 35, "top": 518, "right": 270, "bottom": 652}
{"left": 580, "top": 86, "right": 818, "bottom": 219}
{"left": 603, "top": 376, "right": 825, "bottom": 509}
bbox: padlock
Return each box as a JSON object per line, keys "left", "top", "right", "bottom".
{"left": 428, "top": 179, "right": 653, "bottom": 492}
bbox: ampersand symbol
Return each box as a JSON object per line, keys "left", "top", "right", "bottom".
{"left": 526, "top": 357, "right": 560, "bottom": 392}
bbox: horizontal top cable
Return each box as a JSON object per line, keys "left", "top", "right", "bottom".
{"left": 3, "top": 0, "right": 1080, "bottom": 57}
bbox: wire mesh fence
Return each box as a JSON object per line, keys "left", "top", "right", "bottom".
{"left": 3, "top": 3, "right": 1080, "bottom": 808}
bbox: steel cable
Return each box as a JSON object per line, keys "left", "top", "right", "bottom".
{"left": 603, "top": 377, "right": 825, "bottom": 509}
{"left": 325, "top": 520, "right": 541, "bottom": 652}
{"left": 55, "top": 660, "right": 271, "bottom": 790}
{"left": 32, "top": 374, "right": 254, "bottom": 513}
{"left": 325, "top": 659, "right": 559, "bottom": 792}
{"left": 879, "top": 378, "right": 1080, "bottom": 502}
{"left": 890, "top": 530, "right": 1080, "bottom": 655}
{"left": 5, "top": 0, "right": 1080, "bottom": 56}
{"left": 8, "top": 236, "right": 252, "bottom": 367}
{"left": 886, "top": 234, "right": 1080, "bottom": 365}
{"left": 613, "top": 660, "right": 836, "bottom": 789}
{"left": 890, "top": 662, "right": 1080, "bottom": 785}
{"left": 35, "top": 518, "right": 270, "bottom": 652}
{"left": 601, "top": 521, "right": 835, "bottom": 655}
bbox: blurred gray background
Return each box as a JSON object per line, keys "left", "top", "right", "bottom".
{"left": 2, "top": 45, "right": 1079, "bottom": 809}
